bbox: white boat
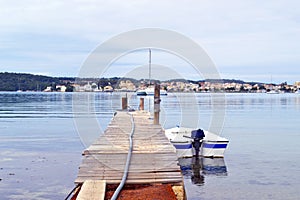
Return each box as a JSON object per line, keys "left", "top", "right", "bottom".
{"left": 267, "top": 90, "right": 279, "bottom": 94}
{"left": 165, "top": 126, "right": 229, "bottom": 158}
{"left": 160, "top": 89, "right": 168, "bottom": 95}
{"left": 145, "top": 87, "right": 167, "bottom": 95}
{"left": 136, "top": 89, "right": 147, "bottom": 95}
{"left": 136, "top": 87, "right": 168, "bottom": 96}
{"left": 295, "top": 90, "right": 300, "bottom": 94}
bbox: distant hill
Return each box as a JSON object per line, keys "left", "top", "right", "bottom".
{"left": 0, "top": 72, "right": 74, "bottom": 91}
{"left": 204, "top": 79, "right": 263, "bottom": 85}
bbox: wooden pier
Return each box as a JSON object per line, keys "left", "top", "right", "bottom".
{"left": 72, "top": 110, "right": 185, "bottom": 200}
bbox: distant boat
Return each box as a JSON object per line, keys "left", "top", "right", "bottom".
{"left": 266, "top": 90, "right": 279, "bottom": 94}
{"left": 136, "top": 87, "right": 167, "bottom": 96}
{"left": 136, "top": 89, "right": 147, "bottom": 96}
{"left": 16, "top": 90, "right": 22, "bottom": 92}
{"left": 165, "top": 126, "right": 229, "bottom": 158}
{"left": 160, "top": 89, "right": 168, "bottom": 95}
{"left": 144, "top": 87, "right": 167, "bottom": 95}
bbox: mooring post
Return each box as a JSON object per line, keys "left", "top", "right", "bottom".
{"left": 154, "top": 84, "right": 161, "bottom": 125}
{"left": 139, "top": 98, "right": 144, "bottom": 110}
{"left": 122, "top": 96, "right": 128, "bottom": 110}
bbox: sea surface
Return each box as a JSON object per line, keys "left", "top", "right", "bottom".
{"left": 0, "top": 92, "right": 299, "bottom": 200}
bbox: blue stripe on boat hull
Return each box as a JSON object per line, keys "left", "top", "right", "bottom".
{"left": 173, "top": 143, "right": 192, "bottom": 149}
{"left": 173, "top": 143, "right": 227, "bottom": 149}
{"left": 203, "top": 143, "right": 228, "bottom": 148}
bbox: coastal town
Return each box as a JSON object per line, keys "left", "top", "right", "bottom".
{"left": 45, "top": 79, "right": 300, "bottom": 93}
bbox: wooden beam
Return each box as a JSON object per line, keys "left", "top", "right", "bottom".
{"left": 76, "top": 180, "right": 106, "bottom": 200}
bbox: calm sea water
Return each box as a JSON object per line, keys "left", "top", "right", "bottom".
{"left": 0, "top": 92, "right": 299, "bottom": 200}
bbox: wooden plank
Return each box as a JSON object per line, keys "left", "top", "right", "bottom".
{"left": 76, "top": 172, "right": 183, "bottom": 180}
{"left": 75, "top": 177, "right": 182, "bottom": 184}
{"left": 78, "top": 165, "right": 181, "bottom": 172}
{"left": 80, "top": 155, "right": 178, "bottom": 163}
{"left": 76, "top": 180, "right": 106, "bottom": 200}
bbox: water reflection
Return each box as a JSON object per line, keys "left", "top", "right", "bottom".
{"left": 179, "top": 157, "right": 227, "bottom": 186}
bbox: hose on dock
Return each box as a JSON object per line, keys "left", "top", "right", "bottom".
{"left": 111, "top": 112, "right": 135, "bottom": 200}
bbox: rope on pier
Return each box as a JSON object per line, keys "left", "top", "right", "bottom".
{"left": 111, "top": 112, "right": 135, "bottom": 200}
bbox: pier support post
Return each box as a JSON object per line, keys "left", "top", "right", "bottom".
{"left": 122, "top": 97, "right": 128, "bottom": 110}
{"left": 139, "top": 98, "right": 144, "bottom": 110}
{"left": 154, "top": 84, "right": 161, "bottom": 125}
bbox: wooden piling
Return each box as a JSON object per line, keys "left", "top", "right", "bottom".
{"left": 121, "top": 97, "right": 127, "bottom": 110}
{"left": 139, "top": 98, "right": 144, "bottom": 110}
{"left": 153, "top": 84, "right": 161, "bottom": 125}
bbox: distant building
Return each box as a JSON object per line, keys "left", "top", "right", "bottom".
{"left": 91, "top": 83, "right": 101, "bottom": 92}
{"left": 84, "top": 82, "right": 92, "bottom": 92}
{"left": 73, "top": 84, "right": 83, "bottom": 92}
{"left": 43, "top": 86, "right": 52, "bottom": 92}
{"left": 56, "top": 85, "right": 67, "bottom": 92}
{"left": 118, "top": 80, "right": 136, "bottom": 91}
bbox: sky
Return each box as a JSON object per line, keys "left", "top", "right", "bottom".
{"left": 0, "top": 0, "right": 300, "bottom": 84}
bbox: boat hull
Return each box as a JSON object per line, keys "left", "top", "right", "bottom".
{"left": 201, "top": 140, "right": 229, "bottom": 158}
{"left": 136, "top": 88, "right": 167, "bottom": 96}
{"left": 136, "top": 90, "right": 147, "bottom": 95}
{"left": 171, "top": 141, "right": 228, "bottom": 158}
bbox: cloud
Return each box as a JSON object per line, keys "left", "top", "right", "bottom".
{"left": 0, "top": 0, "right": 299, "bottom": 82}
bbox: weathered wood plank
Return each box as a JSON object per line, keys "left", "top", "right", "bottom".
{"left": 75, "top": 177, "right": 183, "bottom": 184}
{"left": 76, "top": 180, "right": 106, "bottom": 200}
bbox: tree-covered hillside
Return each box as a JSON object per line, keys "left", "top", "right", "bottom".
{"left": 0, "top": 72, "right": 63, "bottom": 91}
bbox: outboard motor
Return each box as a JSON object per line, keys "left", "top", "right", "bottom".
{"left": 191, "top": 129, "right": 205, "bottom": 158}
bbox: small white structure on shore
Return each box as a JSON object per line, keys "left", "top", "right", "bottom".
{"left": 43, "top": 86, "right": 52, "bottom": 92}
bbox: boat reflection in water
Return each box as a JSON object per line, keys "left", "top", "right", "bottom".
{"left": 178, "top": 157, "right": 227, "bottom": 186}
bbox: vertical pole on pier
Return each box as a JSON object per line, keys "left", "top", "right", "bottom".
{"left": 154, "top": 84, "right": 161, "bottom": 125}
{"left": 122, "top": 97, "right": 128, "bottom": 110}
{"left": 139, "top": 98, "right": 144, "bottom": 110}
